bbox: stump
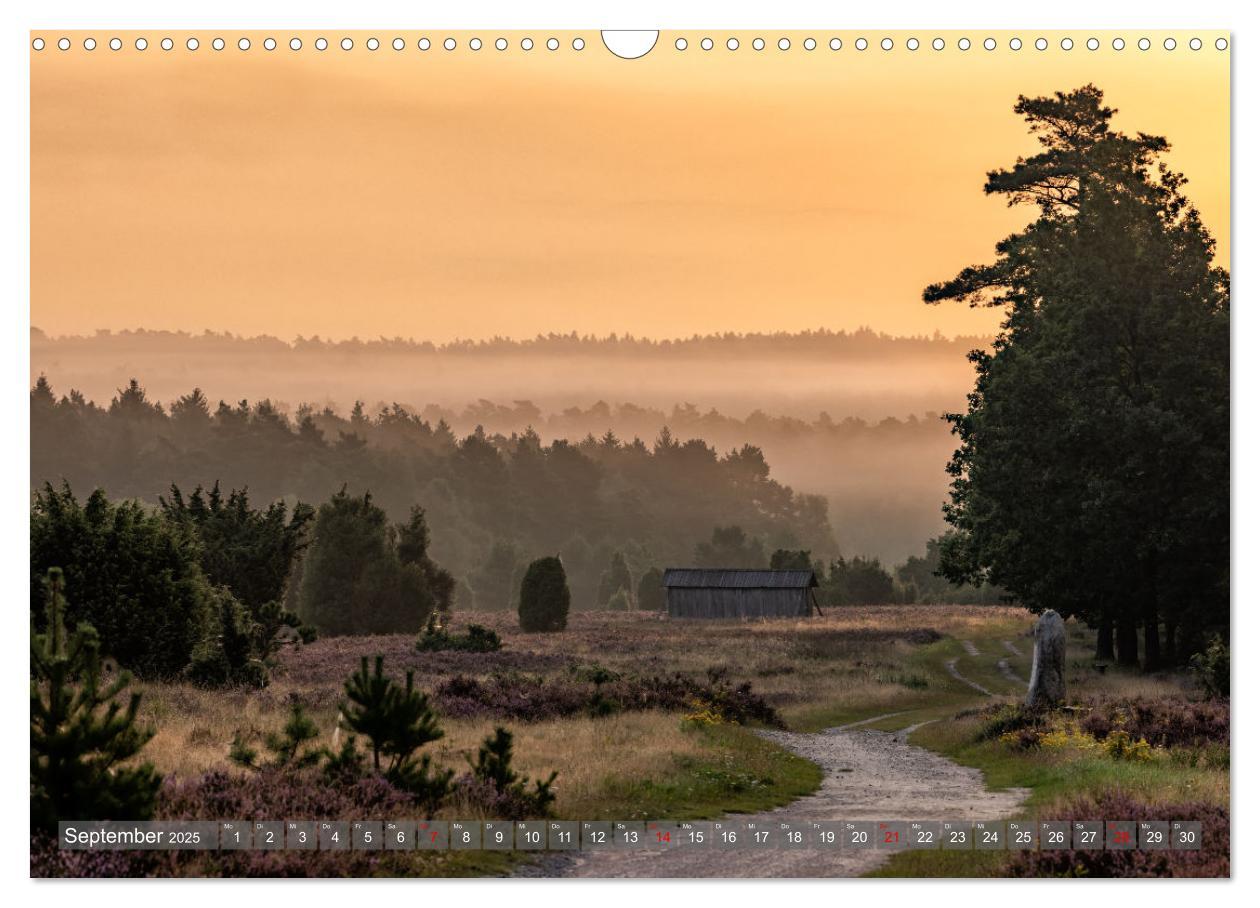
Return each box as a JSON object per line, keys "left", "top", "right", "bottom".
{"left": 1025, "top": 610, "right": 1067, "bottom": 709}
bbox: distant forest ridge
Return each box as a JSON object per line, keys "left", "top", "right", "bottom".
{"left": 31, "top": 326, "right": 993, "bottom": 358}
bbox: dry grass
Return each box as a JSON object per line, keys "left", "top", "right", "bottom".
{"left": 137, "top": 682, "right": 715, "bottom": 820}
{"left": 135, "top": 607, "right": 997, "bottom": 787}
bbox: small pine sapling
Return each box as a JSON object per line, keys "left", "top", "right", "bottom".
{"left": 469, "top": 726, "right": 558, "bottom": 817}
{"left": 30, "top": 569, "right": 162, "bottom": 833}
{"left": 339, "top": 656, "right": 453, "bottom": 810}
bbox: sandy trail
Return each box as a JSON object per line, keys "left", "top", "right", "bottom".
{"left": 997, "top": 658, "right": 1026, "bottom": 685}
{"left": 945, "top": 657, "right": 994, "bottom": 696}
{"left": 960, "top": 639, "right": 982, "bottom": 656}
{"left": 539, "top": 722, "right": 1028, "bottom": 878}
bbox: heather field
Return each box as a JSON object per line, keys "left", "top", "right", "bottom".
{"left": 34, "top": 606, "right": 1225, "bottom": 878}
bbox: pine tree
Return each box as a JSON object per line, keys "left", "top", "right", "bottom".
{"left": 30, "top": 569, "right": 162, "bottom": 833}
{"left": 339, "top": 656, "right": 453, "bottom": 810}
{"left": 597, "top": 551, "right": 633, "bottom": 607}
{"left": 230, "top": 703, "right": 323, "bottom": 770}
{"left": 469, "top": 727, "right": 558, "bottom": 817}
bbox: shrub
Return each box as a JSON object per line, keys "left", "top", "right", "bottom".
{"left": 433, "top": 669, "right": 783, "bottom": 727}
{"left": 1003, "top": 791, "right": 1228, "bottom": 877}
{"left": 184, "top": 588, "right": 270, "bottom": 688}
{"left": 571, "top": 662, "right": 621, "bottom": 685}
{"left": 30, "top": 484, "right": 213, "bottom": 678}
{"left": 31, "top": 769, "right": 420, "bottom": 877}
{"left": 1075, "top": 696, "right": 1229, "bottom": 749}
{"left": 607, "top": 589, "right": 631, "bottom": 611}
{"left": 30, "top": 569, "right": 162, "bottom": 833}
{"left": 974, "top": 703, "right": 1043, "bottom": 742}
{"left": 1103, "top": 730, "right": 1154, "bottom": 763}
{"left": 1190, "top": 635, "right": 1229, "bottom": 699}
{"left": 415, "top": 617, "right": 503, "bottom": 653}
{"left": 298, "top": 492, "right": 453, "bottom": 636}
{"left": 518, "top": 556, "right": 570, "bottom": 633}
{"left": 159, "top": 482, "right": 315, "bottom": 655}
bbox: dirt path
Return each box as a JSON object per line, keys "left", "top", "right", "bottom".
{"left": 996, "top": 658, "right": 1025, "bottom": 685}
{"left": 1002, "top": 640, "right": 1023, "bottom": 657}
{"left": 537, "top": 721, "right": 1028, "bottom": 878}
{"left": 945, "top": 657, "right": 994, "bottom": 696}
{"left": 960, "top": 639, "right": 982, "bottom": 656}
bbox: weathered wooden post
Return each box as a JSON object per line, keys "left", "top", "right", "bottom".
{"left": 1025, "top": 610, "right": 1067, "bottom": 709}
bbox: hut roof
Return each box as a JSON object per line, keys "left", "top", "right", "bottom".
{"left": 661, "top": 568, "right": 818, "bottom": 589}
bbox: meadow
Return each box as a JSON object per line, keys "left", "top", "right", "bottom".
{"left": 112, "top": 605, "right": 1228, "bottom": 877}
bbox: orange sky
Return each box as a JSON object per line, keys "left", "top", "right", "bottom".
{"left": 31, "top": 30, "right": 1230, "bottom": 342}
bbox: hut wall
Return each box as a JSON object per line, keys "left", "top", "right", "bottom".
{"left": 666, "top": 587, "right": 810, "bottom": 619}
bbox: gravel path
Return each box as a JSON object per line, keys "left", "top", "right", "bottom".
{"left": 960, "top": 639, "right": 982, "bottom": 657}
{"left": 538, "top": 722, "right": 1028, "bottom": 878}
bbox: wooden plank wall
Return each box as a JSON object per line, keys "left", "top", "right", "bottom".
{"left": 666, "top": 587, "right": 811, "bottom": 619}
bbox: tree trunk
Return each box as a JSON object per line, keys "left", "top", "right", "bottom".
{"left": 1094, "top": 619, "right": 1115, "bottom": 662}
{"left": 1116, "top": 618, "right": 1139, "bottom": 667}
{"left": 1143, "top": 621, "right": 1162, "bottom": 672}
{"left": 1163, "top": 619, "right": 1178, "bottom": 667}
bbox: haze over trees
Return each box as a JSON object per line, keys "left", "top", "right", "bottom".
{"left": 31, "top": 329, "right": 983, "bottom": 564}
{"left": 925, "top": 85, "right": 1229, "bottom": 668}
{"left": 30, "top": 380, "right": 839, "bottom": 608}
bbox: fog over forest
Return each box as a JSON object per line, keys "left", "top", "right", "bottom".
{"left": 31, "top": 327, "right": 992, "bottom": 563}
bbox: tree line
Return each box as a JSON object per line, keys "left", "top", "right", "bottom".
{"left": 31, "top": 378, "right": 838, "bottom": 613}
{"left": 33, "top": 325, "right": 987, "bottom": 360}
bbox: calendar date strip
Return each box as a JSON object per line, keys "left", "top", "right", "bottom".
{"left": 59, "top": 819, "right": 1202, "bottom": 852}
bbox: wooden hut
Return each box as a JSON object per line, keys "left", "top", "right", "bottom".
{"left": 661, "top": 568, "right": 820, "bottom": 619}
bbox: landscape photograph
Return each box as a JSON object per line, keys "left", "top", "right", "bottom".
{"left": 28, "top": 29, "right": 1229, "bottom": 879}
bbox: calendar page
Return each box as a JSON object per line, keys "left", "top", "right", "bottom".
{"left": 27, "top": 22, "right": 1230, "bottom": 883}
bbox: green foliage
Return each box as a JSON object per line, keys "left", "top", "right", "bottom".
{"left": 895, "top": 535, "right": 1006, "bottom": 604}
{"left": 160, "top": 482, "right": 316, "bottom": 654}
{"left": 468, "top": 727, "right": 558, "bottom": 817}
{"left": 973, "top": 704, "right": 1043, "bottom": 742}
{"left": 32, "top": 377, "right": 840, "bottom": 620}
{"left": 184, "top": 587, "right": 269, "bottom": 688}
{"left": 322, "top": 733, "right": 368, "bottom": 783}
{"left": 415, "top": 617, "right": 503, "bottom": 653}
{"left": 30, "top": 483, "right": 214, "bottom": 678}
{"left": 159, "top": 482, "right": 312, "bottom": 612}
{"left": 469, "top": 541, "right": 521, "bottom": 611}
{"left": 1190, "top": 636, "right": 1229, "bottom": 699}
{"left": 518, "top": 556, "right": 570, "bottom": 632}
{"left": 924, "top": 85, "right": 1229, "bottom": 667}
{"left": 597, "top": 551, "right": 634, "bottom": 607}
{"left": 340, "top": 656, "right": 453, "bottom": 810}
{"left": 230, "top": 703, "right": 325, "bottom": 771}
{"left": 770, "top": 548, "right": 813, "bottom": 571}
{"left": 298, "top": 491, "right": 454, "bottom": 635}
{"left": 30, "top": 569, "right": 162, "bottom": 833}
{"left": 636, "top": 567, "right": 666, "bottom": 611}
{"left": 694, "top": 525, "right": 766, "bottom": 568}
{"left": 818, "top": 555, "right": 896, "bottom": 605}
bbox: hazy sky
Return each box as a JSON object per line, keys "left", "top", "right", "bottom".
{"left": 31, "top": 31, "right": 1229, "bottom": 342}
